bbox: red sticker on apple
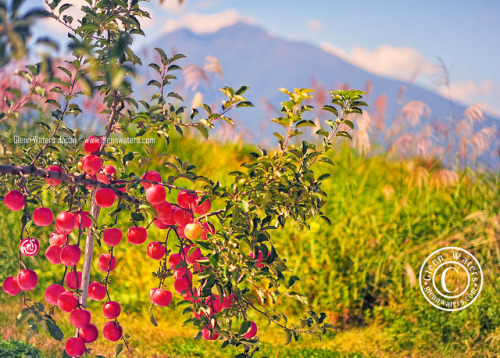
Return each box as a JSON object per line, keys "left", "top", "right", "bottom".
{"left": 20, "top": 238, "right": 39, "bottom": 256}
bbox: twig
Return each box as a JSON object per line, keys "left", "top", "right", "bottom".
{"left": 0, "top": 165, "right": 140, "bottom": 204}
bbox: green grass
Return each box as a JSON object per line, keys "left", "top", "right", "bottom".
{"left": 0, "top": 338, "right": 42, "bottom": 358}
{"left": 0, "top": 134, "right": 498, "bottom": 357}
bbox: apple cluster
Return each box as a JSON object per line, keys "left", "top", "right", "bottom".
{"left": 2, "top": 135, "right": 258, "bottom": 357}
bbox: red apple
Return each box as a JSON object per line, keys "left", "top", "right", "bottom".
{"left": 74, "top": 211, "right": 92, "bottom": 229}
{"left": 65, "top": 337, "right": 86, "bottom": 357}
{"left": 49, "top": 232, "right": 67, "bottom": 246}
{"left": 81, "top": 154, "right": 102, "bottom": 175}
{"left": 177, "top": 190, "right": 195, "bottom": 209}
{"left": 60, "top": 245, "right": 81, "bottom": 266}
{"left": 184, "top": 223, "right": 203, "bottom": 240}
{"left": 147, "top": 241, "right": 166, "bottom": 260}
{"left": 57, "top": 291, "right": 78, "bottom": 312}
{"left": 78, "top": 323, "right": 99, "bottom": 343}
{"left": 186, "top": 246, "right": 202, "bottom": 264}
{"left": 153, "top": 217, "right": 169, "bottom": 230}
{"left": 2, "top": 276, "right": 21, "bottom": 296}
{"left": 84, "top": 135, "right": 102, "bottom": 154}
{"left": 70, "top": 308, "right": 91, "bottom": 329}
{"left": 151, "top": 289, "right": 172, "bottom": 307}
{"left": 192, "top": 196, "right": 212, "bottom": 215}
{"left": 4, "top": 190, "right": 24, "bottom": 211}
{"left": 17, "top": 269, "right": 38, "bottom": 291}
{"left": 45, "top": 245, "right": 62, "bottom": 264}
{"left": 202, "top": 326, "right": 219, "bottom": 340}
{"left": 141, "top": 170, "right": 161, "bottom": 189}
{"left": 102, "top": 301, "right": 121, "bottom": 319}
{"left": 161, "top": 207, "right": 176, "bottom": 225}
{"left": 65, "top": 270, "right": 82, "bottom": 290}
{"left": 146, "top": 184, "right": 166, "bottom": 205}
{"left": 174, "top": 277, "right": 191, "bottom": 294}
{"left": 96, "top": 188, "right": 115, "bottom": 208}
{"left": 174, "top": 267, "right": 193, "bottom": 282}
{"left": 97, "top": 173, "right": 110, "bottom": 184}
{"left": 102, "top": 165, "right": 117, "bottom": 177}
{"left": 44, "top": 284, "right": 65, "bottom": 305}
{"left": 221, "top": 293, "right": 235, "bottom": 310}
{"left": 174, "top": 209, "right": 193, "bottom": 227}
{"left": 102, "top": 321, "right": 122, "bottom": 342}
{"left": 56, "top": 212, "right": 75, "bottom": 231}
{"left": 155, "top": 201, "right": 172, "bottom": 219}
{"left": 114, "top": 180, "right": 126, "bottom": 194}
{"left": 88, "top": 281, "right": 106, "bottom": 301}
{"left": 168, "top": 253, "right": 183, "bottom": 270}
{"left": 45, "top": 165, "right": 63, "bottom": 186}
{"left": 205, "top": 295, "right": 222, "bottom": 314}
{"left": 127, "top": 226, "right": 147, "bottom": 245}
{"left": 33, "top": 207, "right": 53, "bottom": 226}
{"left": 102, "top": 228, "right": 122, "bottom": 247}
{"left": 98, "top": 253, "right": 116, "bottom": 272}
{"left": 244, "top": 321, "right": 258, "bottom": 339}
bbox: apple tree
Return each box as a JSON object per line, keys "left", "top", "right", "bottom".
{"left": 0, "top": 0, "right": 367, "bottom": 357}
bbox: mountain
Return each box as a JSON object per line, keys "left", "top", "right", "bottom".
{"left": 139, "top": 22, "right": 498, "bottom": 166}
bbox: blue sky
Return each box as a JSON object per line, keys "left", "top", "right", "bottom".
{"left": 36, "top": 0, "right": 500, "bottom": 116}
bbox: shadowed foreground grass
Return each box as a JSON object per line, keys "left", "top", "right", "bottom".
{"left": 1, "top": 298, "right": 498, "bottom": 358}
{"left": 0, "top": 300, "right": 371, "bottom": 358}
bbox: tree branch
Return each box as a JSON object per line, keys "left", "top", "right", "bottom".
{"left": 0, "top": 165, "right": 140, "bottom": 205}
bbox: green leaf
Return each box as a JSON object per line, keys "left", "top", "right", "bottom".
{"left": 322, "top": 105, "right": 338, "bottom": 116}
{"left": 320, "top": 216, "right": 331, "bottom": 225}
{"left": 319, "top": 157, "right": 335, "bottom": 166}
{"left": 16, "top": 308, "right": 31, "bottom": 326}
{"left": 318, "top": 173, "right": 331, "bottom": 181}
{"left": 44, "top": 316, "right": 63, "bottom": 341}
{"left": 58, "top": 3, "right": 73, "bottom": 14}
{"left": 167, "top": 64, "right": 181, "bottom": 72}
{"left": 131, "top": 212, "right": 145, "bottom": 222}
{"left": 235, "top": 86, "right": 249, "bottom": 95}
{"left": 195, "top": 125, "right": 209, "bottom": 140}
{"left": 167, "top": 92, "right": 183, "bottom": 101}
{"left": 115, "top": 343, "right": 123, "bottom": 357}
{"left": 295, "top": 119, "right": 316, "bottom": 128}
{"left": 342, "top": 119, "right": 355, "bottom": 130}
{"left": 285, "top": 329, "right": 292, "bottom": 345}
{"left": 287, "top": 275, "right": 300, "bottom": 289}
{"left": 170, "top": 53, "right": 187, "bottom": 62}
{"left": 239, "top": 321, "right": 252, "bottom": 335}
{"left": 236, "top": 101, "right": 253, "bottom": 108}
{"left": 336, "top": 131, "right": 352, "bottom": 139}
{"left": 150, "top": 315, "right": 158, "bottom": 327}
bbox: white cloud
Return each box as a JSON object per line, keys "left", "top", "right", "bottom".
{"left": 308, "top": 19, "right": 322, "bottom": 32}
{"left": 438, "top": 79, "right": 500, "bottom": 107}
{"left": 159, "top": 0, "right": 185, "bottom": 14}
{"left": 320, "top": 42, "right": 500, "bottom": 116}
{"left": 162, "top": 10, "right": 254, "bottom": 34}
{"left": 320, "top": 43, "right": 437, "bottom": 82}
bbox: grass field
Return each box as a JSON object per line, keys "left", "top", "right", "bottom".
{"left": 1, "top": 135, "right": 499, "bottom": 357}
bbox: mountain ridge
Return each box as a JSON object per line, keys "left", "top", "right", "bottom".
{"left": 140, "top": 22, "right": 498, "bottom": 165}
